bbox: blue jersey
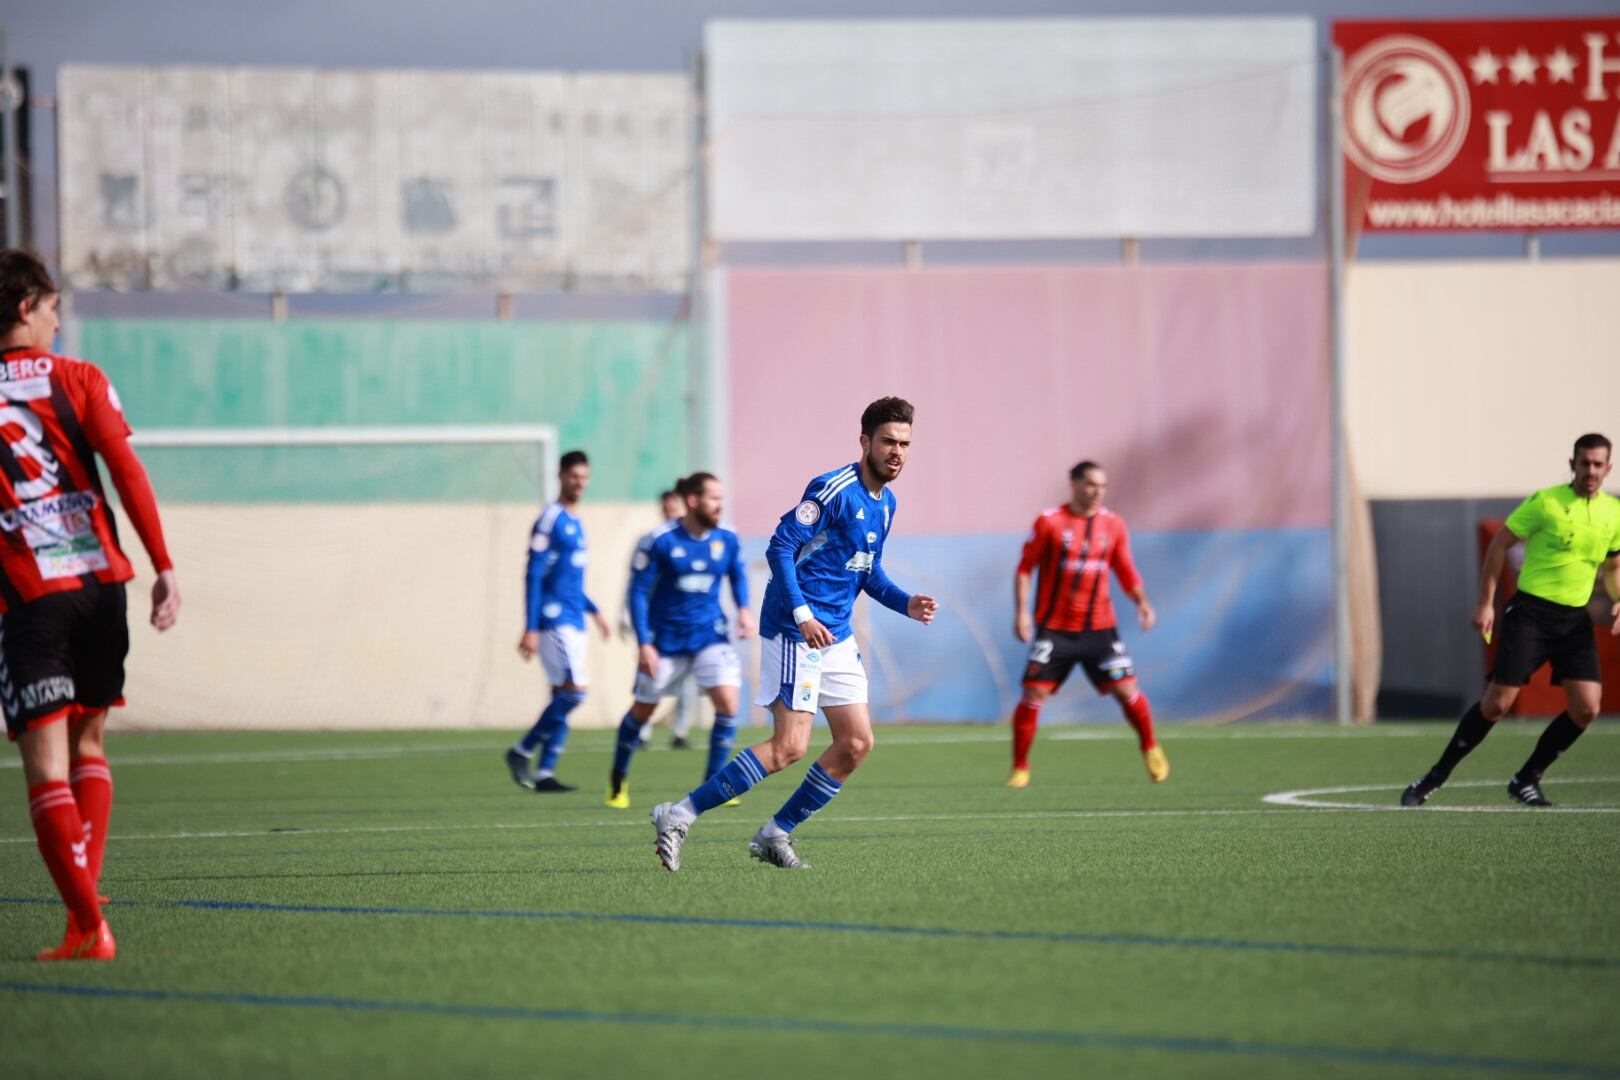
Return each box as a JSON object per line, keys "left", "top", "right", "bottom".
{"left": 629, "top": 522, "right": 749, "bottom": 655}
{"left": 525, "top": 501, "right": 598, "bottom": 631}
{"left": 760, "top": 462, "right": 910, "bottom": 643}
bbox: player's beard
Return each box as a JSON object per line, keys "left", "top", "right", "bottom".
{"left": 866, "top": 448, "right": 902, "bottom": 483}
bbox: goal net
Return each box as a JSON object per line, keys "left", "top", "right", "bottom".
{"left": 112, "top": 425, "right": 574, "bottom": 732}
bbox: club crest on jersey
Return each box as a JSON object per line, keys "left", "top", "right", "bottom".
{"left": 795, "top": 500, "right": 821, "bottom": 525}
{"left": 710, "top": 540, "right": 725, "bottom": 561}
{"left": 866, "top": 532, "right": 877, "bottom": 544}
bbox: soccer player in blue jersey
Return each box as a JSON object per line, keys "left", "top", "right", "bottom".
{"left": 620, "top": 484, "right": 701, "bottom": 749}
{"left": 606, "top": 472, "right": 755, "bottom": 808}
{"left": 652, "top": 398, "right": 938, "bottom": 870}
{"left": 505, "top": 450, "right": 611, "bottom": 793}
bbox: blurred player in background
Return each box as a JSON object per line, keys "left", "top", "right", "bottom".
{"left": 1008, "top": 461, "right": 1165, "bottom": 787}
{"left": 606, "top": 472, "right": 753, "bottom": 808}
{"left": 651, "top": 397, "right": 937, "bottom": 871}
{"left": 620, "top": 482, "right": 700, "bottom": 749}
{"left": 505, "top": 449, "right": 611, "bottom": 793}
{"left": 1403, "top": 434, "right": 1620, "bottom": 809}
{"left": 1, "top": 250, "right": 181, "bottom": 960}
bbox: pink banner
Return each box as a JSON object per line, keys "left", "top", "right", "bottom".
{"left": 725, "top": 264, "right": 1330, "bottom": 536}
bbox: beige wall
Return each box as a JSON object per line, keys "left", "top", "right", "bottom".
{"left": 1348, "top": 258, "right": 1620, "bottom": 501}
{"left": 111, "top": 502, "right": 712, "bottom": 732}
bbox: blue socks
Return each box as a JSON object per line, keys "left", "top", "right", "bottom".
{"left": 705, "top": 715, "right": 737, "bottom": 779}
{"left": 611, "top": 710, "right": 641, "bottom": 781}
{"left": 687, "top": 748, "right": 766, "bottom": 813}
{"left": 518, "top": 689, "right": 586, "bottom": 771}
{"left": 771, "top": 762, "right": 842, "bottom": 833}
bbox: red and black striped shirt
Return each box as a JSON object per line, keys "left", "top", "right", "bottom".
{"left": 1018, "top": 505, "right": 1141, "bottom": 633}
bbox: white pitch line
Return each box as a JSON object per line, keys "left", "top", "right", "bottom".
{"left": 0, "top": 806, "right": 1321, "bottom": 847}
{"left": 4, "top": 724, "right": 1607, "bottom": 770}
{"left": 1262, "top": 777, "right": 1620, "bottom": 813}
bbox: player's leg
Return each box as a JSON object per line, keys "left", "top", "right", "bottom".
{"left": 5, "top": 592, "right": 113, "bottom": 959}
{"left": 670, "top": 672, "right": 697, "bottom": 749}
{"left": 1011, "top": 629, "right": 1072, "bottom": 786}
{"left": 1508, "top": 618, "right": 1604, "bottom": 806}
{"left": 652, "top": 696, "right": 810, "bottom": 871}
{"left": 68, "top": 709, "right": 114, "bottom": 888}
{"left": 66, "top": 580, "right": 129, "bottom": 892}
{"left": 607, "top": 699, "right": 660, "bottom": 808}
{"left": 1105, "top": 678, "right": 1168, "bottom": 783}
{"left": 1403, "top": 601, "right": 1547, "bottom": 806}
{"left": 693, "top": 643, "right": 743, "bottom": 782}
{"left": 509, "top": 627, "right": 588, "bottom": 792}
{"left": 750, "top": 637, "right": 870, "bottom": 869}
{"left": 1086, "top": 631, "right": 1165, "bottom": 783}
{"left": 18, "top": 723, "right": 114, "bottom": 960}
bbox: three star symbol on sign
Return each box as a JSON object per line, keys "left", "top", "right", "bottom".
{"left": 1467, "top": 45, "right": 1580, "bottom": 86}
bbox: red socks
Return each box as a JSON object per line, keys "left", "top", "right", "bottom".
{"left": 70, "top": 756, "right": 113, "bottom": 885}
{"left": 1121, "top": 692, "right": 1157, "bottom": 751}
{"left": 1011, "top": 701, "right": 1041, "bottom": 770}
{"left": 28, "top": 782, "right": 103, "bottom": 932}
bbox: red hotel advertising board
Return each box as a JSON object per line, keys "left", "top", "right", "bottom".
{"left": 1335, "top": 19, "right": 1620, "bottom": 231}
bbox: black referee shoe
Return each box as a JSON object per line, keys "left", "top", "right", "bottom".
{"left": 1507, "top": 775, "right": 1552, "bottom": 807}
{"left": 1400, "top": 771, "right": 1443, "bottom": 807}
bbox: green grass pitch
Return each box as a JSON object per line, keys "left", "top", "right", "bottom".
{"left": 3, "top": 722, "right": 1619, "bottom": 1079}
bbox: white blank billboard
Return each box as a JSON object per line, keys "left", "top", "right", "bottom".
{"left": 706, "top": 19, "right": 1317, "bottom": 241}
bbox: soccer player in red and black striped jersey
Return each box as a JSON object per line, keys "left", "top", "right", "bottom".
{"left": 1007, "top": 461, "right": 1166, "bottom": 787}
{"left": 0, "top": 250, "right": 181, "bottom": 960}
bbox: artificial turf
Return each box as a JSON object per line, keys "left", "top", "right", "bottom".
{"left": 3, "top": 722, "right": 1618, "bottom": 1079}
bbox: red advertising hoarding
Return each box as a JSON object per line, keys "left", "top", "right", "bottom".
{"left": 1335, "top": 19, "right": 1620, "bottom": 231}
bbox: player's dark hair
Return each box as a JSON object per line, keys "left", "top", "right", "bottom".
{"left": 683, "top": 471, "right": 717, "bottom": 496}
{"left": 1069, "top": 460, "right": 1103, "bottom": 482}
{"left": 559, "top": 449, "right": 589, "bottom": 471}
{"left": 1573, "top": 433, "right": 1612, "bottom": 459}
{"left": 860, "top": 397, "right": 914, "bottom": 437}
{"left": 659, "top": 488, "right": 680, "bottom": 501}
{"left": 0, "top": 249, "right": 57, "bottom": 335}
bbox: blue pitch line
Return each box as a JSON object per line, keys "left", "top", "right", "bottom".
{"left": 0, "top": 981, "right": 1615, "bottom": 1076}
{"left": 3, "top": 896, "right": 1616, "bottom": 972}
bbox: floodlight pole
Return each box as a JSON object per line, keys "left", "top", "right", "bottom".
{"left": 1329, "top": 46, "right": 1353, "bottom": 726}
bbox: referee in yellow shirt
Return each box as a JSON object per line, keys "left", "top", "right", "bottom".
{"left": 1403, "top": 433, "right": 1620, "bottom": 808}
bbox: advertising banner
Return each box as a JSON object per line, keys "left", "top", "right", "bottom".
{"left": 1335, "top": 19, "right": 1620, "bottom": 231}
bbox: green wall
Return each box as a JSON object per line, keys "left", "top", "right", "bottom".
{"left": 77, "top": 319, "right": 690, "bottom": 502}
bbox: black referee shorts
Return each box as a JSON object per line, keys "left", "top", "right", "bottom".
{"left": 1490, "top": 591, "right": 1601, "bottom": 688}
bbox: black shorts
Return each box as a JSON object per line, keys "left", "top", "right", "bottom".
{"left": 1023, "top": 626, "right": 1135, "bottom": 694}
{"left": 1, "top": 580, "right": 128, "bottom": 740}
{"left": 1490, "top": 591, "right": 1600, "bottom": 688}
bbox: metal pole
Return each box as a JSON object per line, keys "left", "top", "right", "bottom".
{"left": 1, "top": 26, "right": 21, "bottom": 248}
{"left": 1329, "top": 46, "right": 1353, "bottom": 726}
{"left": 686, "top": 47, "right": 709, "bottom": 473}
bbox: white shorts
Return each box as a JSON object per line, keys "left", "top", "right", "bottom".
{"left": 753, "top": 634, "right": 867, "bottom": 714}
{"left": 633, "top": 642, "right": 741, "bottom": 704}
{"left": 538, "top": 625, "right": 589, "bottom": 687}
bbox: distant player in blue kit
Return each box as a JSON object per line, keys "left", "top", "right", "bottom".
{"left": 652, "top": 398, "right": 938, "bottom": 870}
{"left": 606, "top": 472, "right": 755, "bottom": 808}
{"left": 505, "top": 449, "right": 611, "bottom": 793}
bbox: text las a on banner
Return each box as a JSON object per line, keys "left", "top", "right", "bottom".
{"left": 1334, "top": 19, "right": 1620, "bottom": 231}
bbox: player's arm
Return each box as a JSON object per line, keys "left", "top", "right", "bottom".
{"left": 1603, "top": 551, "right": 1620, "bottom": 636}
{"left": 628, "top": 543, "right": 661, "bottom": 673}
{"left": 862, "top": 554, "right": 935, "bottom": 623}
{"left": 97, "top": 435, "right": 180, "bottom": 630}
{"left": 520, "top": 524, "right": 559, "bottom": 658}
{"left": 1111, "top": 523, "right": 1154, "bottom": 632}
{"left": 1474, "top": 523, "right": 1523, "bottom": 638}
{"left": 1013, "top": 520, "right": 1044, "bottom": 642}
{"left": 726, "top": 539, "right": 755, "bottom": 639}
{"left": 766, "top": 487, "right": 833, "bottom": 646}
